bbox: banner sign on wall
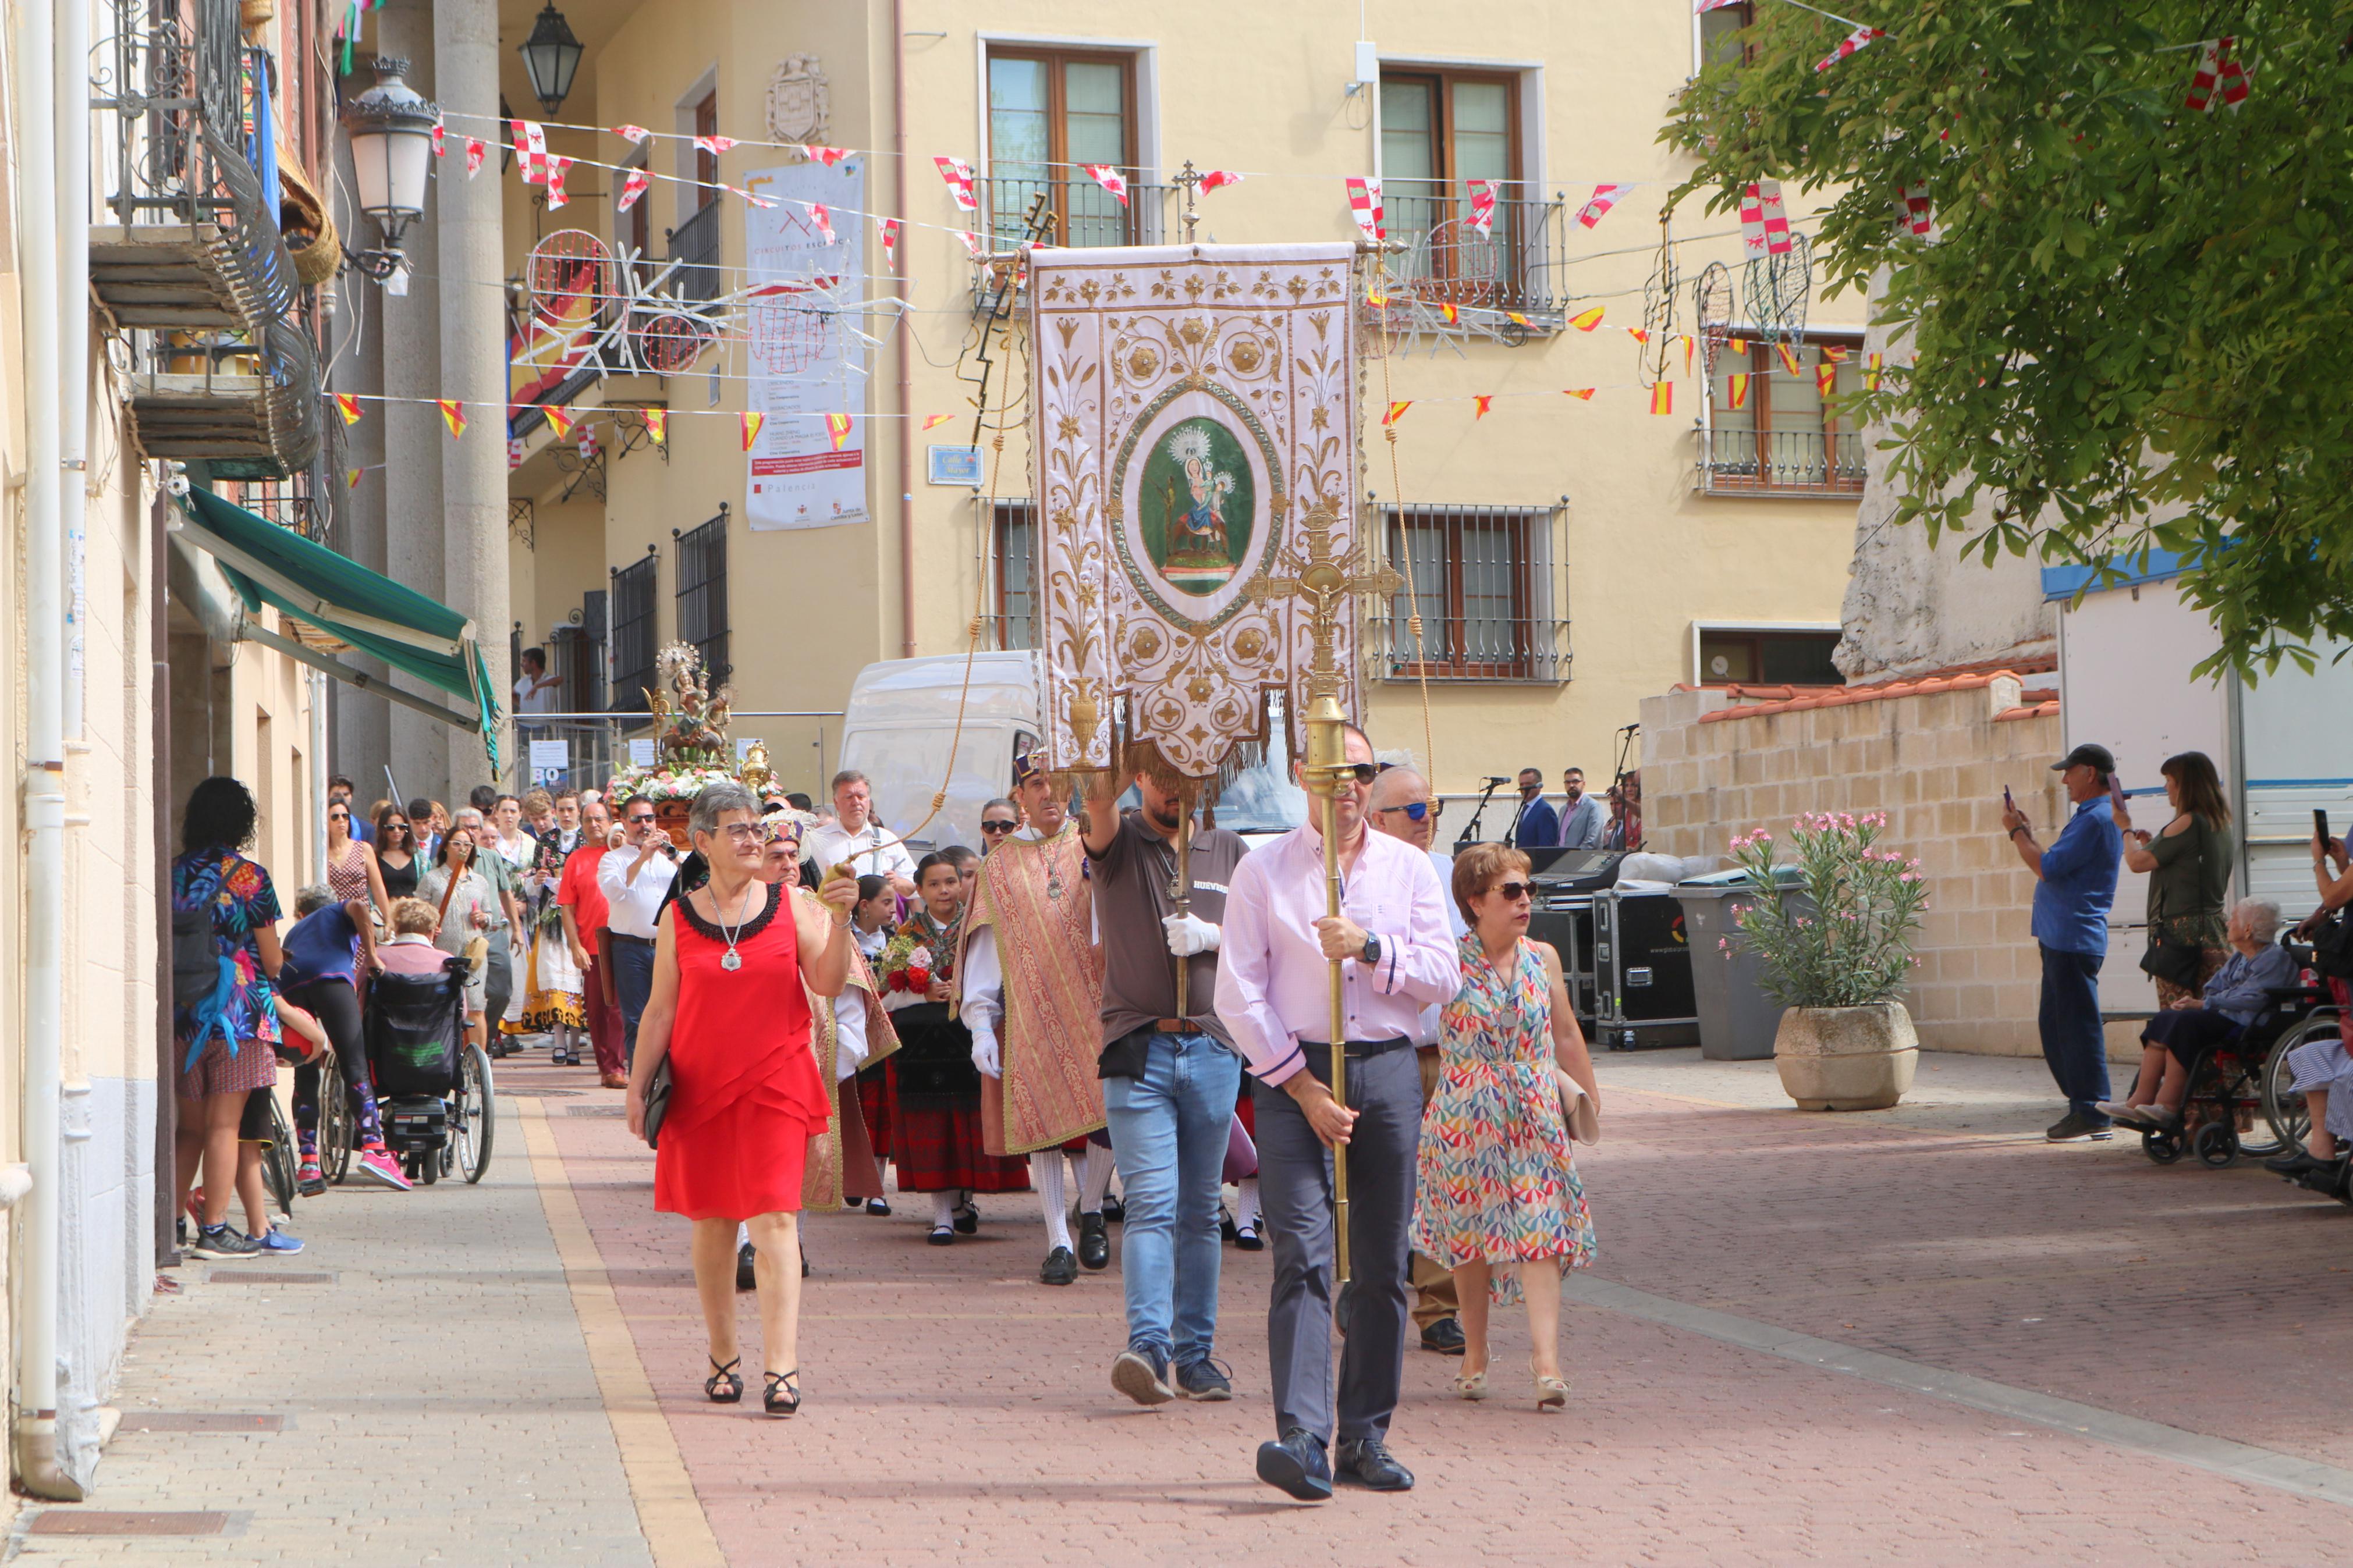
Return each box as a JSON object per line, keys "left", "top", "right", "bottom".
{"left": 742, "top": 158, "right": 869, "bottom": 531}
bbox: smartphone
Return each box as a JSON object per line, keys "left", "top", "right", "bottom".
{"left": 2319, "top": 809, "right": 2333, "bottom": 849}
{"left": 2108, "top": 776, "right": 2128, "bottom": 814}
{"left": 2002, "top": 784, "right": 2015, "bottom": 813}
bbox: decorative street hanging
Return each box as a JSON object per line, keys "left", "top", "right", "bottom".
{"left": 1464, "top": 180, "right": 1497, "bottom": 236}
{"left": 544, "top": 155, "right": 573, "bottom": 208}
{"left": 1740, "top": 180, "right": 1793, "bottom": 256}
{"left": 1575, "top": 184, "right": 1626, "bottom": 229}
{"left": 643, "top": 408, "right": 667, "bottom": 443}
{"left": 465, "top": 138, "right": 486, "bottom": 177}
{"left": 935, "top": 155, "right": 979, "bottom": 211}
{"left": 740, "top": 411, "right": 765, "bottom": 450}
{"left": 1650, "top": 382, "right": 1674, "bottom": 415}
{"left": 825, "top": 412, "right": 853, "bottom": 450}
{"left": 1899, "top": 183, "right": 1935, "bottom": 237}
{"left": 334, "top": 393, "right": 362, "bottom": 425}
{"left": 1569, "top": 305, "right": 1606, "bottom": 331}
{"left": 806, "top": 201, "right": 836, "bottom": 244}
{"left": 1197, "top": 169, "right": 1243, "bottom": 193}
{"left": 510, "top": 118, "right": 548, "bottom": 183}
{"left": 1083, "top": 165, "right": 1131, "bottom": 207}
{"left": 1344, "top": 177, "right": 1384, "bottom": 241}
{"left": 1814, "top": 26, "right": 1885, "bottom": 72}
{"left": 618, "top": 169, "right": 648, "bottom": 211}
{"left": 2185, "top": 37, "right": 2249, "bottom": 111}
{"left": 613, "top": 124, "right": 650, "bottom": 144}
{"left": 801, "top": 144, "right": 851, "bottom": 166}
{"left": 438, "top": 399, "right": 467, "bottom": 439}
{"left": 875, "top": 216, "right": 899, "bottom": 266}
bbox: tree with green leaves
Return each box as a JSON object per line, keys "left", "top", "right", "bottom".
{"left": 1665, "top": 2, "right": 2353, "bottom": 674}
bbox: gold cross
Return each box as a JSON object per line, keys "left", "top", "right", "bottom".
{"left": 1243, "top": 502, "right": 1401, "bottom": 702}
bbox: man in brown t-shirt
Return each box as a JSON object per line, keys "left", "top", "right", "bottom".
{"left": 1083, "top": 770, "right": 1250, "bottom": 1407}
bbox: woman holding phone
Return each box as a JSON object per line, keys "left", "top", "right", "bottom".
{"left": 417, "top": 824, "right": 499, "bottom": 1048}
{"left": 2116, "top": 752, "right": 2234, "bottom": 1007}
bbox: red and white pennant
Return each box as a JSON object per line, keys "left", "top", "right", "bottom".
{"left": 510, "top": 117, "right": 548, "bottom": 183}
{"left": 1083, "top": 164, "right": 1130, "bottom": 208}
{"left": 935, "top": 156, "right": 979, "bottom": 212}
{"left": 617, "top": 169, "right": 648, "bottom": 211}
{"left": 2185, "top": 37, "right": 2249, "bottom": 111}
{"left": 1464, "top": 179, "right": 1497, "bottom": 237}
{"left": 1814, "top": 26, "right": 1885, "bottom": 72}
{"left": 1739, "top": 179, "right": 1792, "bottom": 256}
{"left": 1575, "top": 184, "right": 1626, "bottom": 229}
{"left": 1345, "top": 176, "right": 1384, "bottom": 241}
{"left": 875, "top": 216, "right": 900, "bottom": 267}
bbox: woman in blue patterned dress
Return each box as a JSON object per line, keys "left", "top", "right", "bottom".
{"left": 1411, "top": 842, "right": 1599, "bottom": 1410}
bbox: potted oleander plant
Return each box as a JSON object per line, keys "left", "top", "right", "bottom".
{"left": 1726, "top": 811, "right": 1930, "bottom": 1111}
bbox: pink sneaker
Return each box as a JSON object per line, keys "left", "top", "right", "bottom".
{"left": 351, "top": 1147, "right": 414, "bottom": 1192}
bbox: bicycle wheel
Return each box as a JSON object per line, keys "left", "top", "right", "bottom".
{"left": 2262, "top": 1015, "right": 2334, "bottom": 1152}
{"left": 456, "top": 1042, "right": 496, "bottom": 1184}
{"left": 265, "top": 1094, "right": 300, "bottom": 1217}
{"left": 320, "top": 1060, "right": 356, "bottom": 1186}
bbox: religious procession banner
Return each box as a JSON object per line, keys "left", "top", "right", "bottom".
{"left": 1028, "top": 243, "right": 1363, "bottom": 778}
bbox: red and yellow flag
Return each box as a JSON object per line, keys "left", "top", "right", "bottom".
{"left": 1562, "top": 387, "right": 1595, "bottom": 401}
{"left": 1439, "top": 303, "right": 1459, "bottom": 325}
{"left": 1776, "top": 342, "right": 1802, "bottom": 378}
{"left": 740, "top": 411, "right": 765, "bottom": 450}
{"left": 1506, "top": 311, "right": 1529, "bottom": 328}
{"left": 346, "top": 467, "right": 363, "bottom": 490}
{"left": 1727, "top": 372, "right": 1751, "bottom": 411}
{"left": 1383, "top": 401, "right": 1411, "bottom": 426}
{"left": 643, "top": 408, "right": 667, "bottom": 443}
{"left": 1472, "top": 394, "right": 1493, "bottom": 420}
{"left": 1823, "top": 344, "right": 1849, "bottom": 363}
{"left": 1626, "top": 326, "right": 1650, "bottom": 345}
{"left": 438, "top": 399, "right": 466, "bottom": 439}
{"left": 922, "top": 414, "right": 954, "bottom": 432}
{"left": 1728, "top": 336, "right": 1747, "bottom": 355}
{"left": 1568, "top": 306, "right": 1605, "bottom": 332}
{"left": 1649, "top": 382, "right": 1674, "bottom": 416}
{"left": 1681, "top": 335, "right": 1695, "bottom": 375}
{"left": 1865, "top": 352, "right": 1884, "bottom": 391}
{"left": 825, "top": 412, "right": 853, "bottom": 451}
{"left": 1816, "top": 364, "right": 1838, "bottom": 397}
{"left": 544, "top": 405, "right": 575, "bottom": 440}
{"left": 333, "top": 393, "right": 363, "bottom": 426}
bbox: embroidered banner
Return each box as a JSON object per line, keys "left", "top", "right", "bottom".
{"left": 1030, "top": 243, "right": 1362, "bottom": 778}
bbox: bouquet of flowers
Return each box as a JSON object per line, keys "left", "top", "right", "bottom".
{"left": 606, "top": 764, "right": 741, "bottom": 805}
{"left": 880, "top": 930, "right": 938, "bottom": 994}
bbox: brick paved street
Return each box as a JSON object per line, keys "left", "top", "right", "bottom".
{"left": 14, "top": 1049, "right": 2353, "bottom": 1565}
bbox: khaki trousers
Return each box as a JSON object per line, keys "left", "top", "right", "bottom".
{"left": 1410, "top": 1046, "right": 1460, "bottom": 1329}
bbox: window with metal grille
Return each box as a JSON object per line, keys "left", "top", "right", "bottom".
{"left": 674, "top": 507, "right": 730, "bottom": 684}
{"left": 1380, "top": 504, "right": 1568, "bottom": 681}
{"left": 609, "top": 552, "right": 658, "bottom": 713}
{"left": 985, "top": 48, "right": 1149, "bottom": 250}
{"left": 1699, "top": 333, "right": 1867, "bottom": 496}
{"left": 991, "top": 501, "right": 1038, "bottom": 651}
{"left": 546, "top": 624, "right": 603, "bottom": 714}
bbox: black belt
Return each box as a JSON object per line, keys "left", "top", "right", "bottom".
{"left": 607, "top": 931, "right": 654, "bottom": 948}
{"left": 1299, "top": 1037, "right": 1412, "bottom": 1059}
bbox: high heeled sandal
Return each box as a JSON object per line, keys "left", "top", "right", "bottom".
{"left": 764, "top": 1368, "right": 802, "bottom": 1417}
{"left": 1452, "top": 1370, "right": 1491, "bottom": 1402}
{"left": 1532, "top": 1365, "right": 1570, "bottom": 1413}
{"left": 704, "top": 1354, "right": 744, "bottom": 1404}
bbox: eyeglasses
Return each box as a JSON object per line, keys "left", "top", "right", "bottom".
{"left": 1489, "top": 881, "right": 1535, "bottom": 902}
{"left": 1342, "top": 763, "right": 1379, "bottom": 785}
{"left": 979, "top": 819, "right": 1018, "bottom": 834}
{"left": 626, "top": 813, "right": 656, "bottom": 827}
{"left": 717, "top": 822, "right": 775, "bottom": 844}
{"left": 1375, "top": 800, "right": 1443, "bottom": 823}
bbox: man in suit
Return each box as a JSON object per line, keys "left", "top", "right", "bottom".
{"left": 1505, "top": 768, "right": 1558, "bottom": 849}
{"left": 1558, "top": 767, "right": 1605, "bottom": 851}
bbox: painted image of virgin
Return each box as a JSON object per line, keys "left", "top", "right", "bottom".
{"left": 1163, "top": 426, "right": 1233, "bottom": 563}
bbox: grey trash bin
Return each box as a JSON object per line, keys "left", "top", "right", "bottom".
{"left": 1675, "top": 868, "right": 1811, "bottom": 1061}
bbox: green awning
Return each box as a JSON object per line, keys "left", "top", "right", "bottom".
{"left": 175, "top": 485, "right": 504, "bottom": 770}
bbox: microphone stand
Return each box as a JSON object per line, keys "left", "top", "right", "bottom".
{"left": 1456, "top": 777, "right": 1504, "bottom": 851}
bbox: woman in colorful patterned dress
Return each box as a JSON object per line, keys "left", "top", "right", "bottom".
{"left": 1411, "top": 842, "right": 1599, "bottom": 1411}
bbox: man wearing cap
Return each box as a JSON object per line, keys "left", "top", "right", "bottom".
{"left": 2002, "top": 742, "right": 2125, "bottom": 1142}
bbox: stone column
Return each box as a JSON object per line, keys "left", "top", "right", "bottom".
{"left": 434, "top": 0, "right": 513, "bottom": 802}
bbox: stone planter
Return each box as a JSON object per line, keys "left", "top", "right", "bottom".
{"left": 1773, "top": 1002, "right": 1917, "bottom": 1111}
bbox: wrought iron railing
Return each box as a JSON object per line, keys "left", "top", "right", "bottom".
{"left": 1383, "top": 189, "right": 1570, "bottom": 326}
{"left": 1369, "top": 504, "right": 1572, "bottom": 682}
{"left": 1695, "top": 427, "right": 1867, "bottom": 496}
{"left": 665, "top": 200, "right": 724, "bottom": 305}
{"left": 982, "top": 174, "right": 1170, "bottom": 251}
{"left": 673, "top": 509, "right": 730, "bottom": 684}
{"left": 608, "top": 553, "right": 660, "bottom": 713}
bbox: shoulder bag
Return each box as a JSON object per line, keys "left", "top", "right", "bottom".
{"left": 2139, "top": 820, "right": 2210, "bottom": 991}
{"left": 641, "top": 1055, "right": 672, "bottom": 1149}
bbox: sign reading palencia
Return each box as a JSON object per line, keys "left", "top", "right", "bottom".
{"left": 1028, "top": 242, "right": 1363, "bottom": 777}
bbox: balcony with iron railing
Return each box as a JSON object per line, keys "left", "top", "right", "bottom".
{"left": 91, "top": 0, "right": 320, "bottom": 479}
{"left": 1694, "top": 427, "right": 1868, "bottom": 497}
{"left": 1380, "top": 187, "right": 1571, "bottom": 336}
{"left": 971, "top": 174, "right": 1171, "bottom": 307}
{"left": 665, "top": 200, "right": 725, "bottom": 306}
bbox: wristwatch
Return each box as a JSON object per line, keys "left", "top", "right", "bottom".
{"left": 1360, "top": 933, "right": 1383, "bottom": 966}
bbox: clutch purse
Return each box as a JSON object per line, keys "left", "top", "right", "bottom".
{"left": 1555, "top": 1068, "right": 1600, "bottom": 1146}
{"left": 641, "top": 1055, "right": 673, "bottom": 1149}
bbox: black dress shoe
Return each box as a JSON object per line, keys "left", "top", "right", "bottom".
{"left": 1419, "top": 1316, "right": 1468, "bottom": 1355}
{"left": 1101, "top": 1192, "right": 1126, "bottom": 1223}
{"left": 953, "top": 1199, "right": 979, "bottom": 1234}
{"left": 1255, "top": 1428, "right": 1333, "bottom": 1501}
{"left": 865, "top": 1197, "right": 890, "bottom": 1217}
{"left": 1078, "top": 1212, "right": 1110, "bottom": 1270}
{"left": 735, "top": 1240, "right": 757, "bottom": 1291}
{"left": 1335, "top": 1436, "right": 1415, "bottom": 1492}
{"left": 1039, "top": 1246, "right": 1078, "bottom": 1286}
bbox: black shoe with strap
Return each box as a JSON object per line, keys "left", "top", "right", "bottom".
{"left": 953, "top": 1198, "right": 980, "bottom": 1234}
{"left": 1039, "top": 1246, "right": 1078, "bottom": 1286}
{"left": 704, "top": 1355, "right": 743, "bottom": 1404}
{"left": 764, "top": 1368, "right": 801, "bottom": 1417}
{"left": 1335, "top": 1435, "right": 1415, "bottom": 1492}
{"left": 1255, "top": 1428, "right": 1333, "bottom": 1502}
{"left": 1077, "top": 1211, "right": 1110, "bottom": 1270}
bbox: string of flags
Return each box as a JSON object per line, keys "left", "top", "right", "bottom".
{"left": 317, "top": 392, "right": 1020, "bottom": 442}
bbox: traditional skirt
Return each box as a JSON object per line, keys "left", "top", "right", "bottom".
{"left": 888, "top": 1002, "right": 1030, "bottom": 1194}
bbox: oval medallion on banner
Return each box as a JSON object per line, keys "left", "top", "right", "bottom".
{"left": 1109, "top": 379, "right": 1285, "bottom": 634}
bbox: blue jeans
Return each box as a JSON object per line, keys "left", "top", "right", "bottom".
{"left": 1101, "top": 1031, "right": 1241, "bottom": 1369}
{"left": 611, "top": 938, "right": 655, "bottom": 1067}
{"left": 2039, "top": 943, "right": 2109, "bottom": 1118}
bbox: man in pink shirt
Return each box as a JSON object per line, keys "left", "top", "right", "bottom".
{"left": 1215, "top": 723, "right": 1461, "bottom": 1501}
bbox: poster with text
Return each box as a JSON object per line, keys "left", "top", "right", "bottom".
{"left": 742, "top": 159, "right": 869, "bottom": 531}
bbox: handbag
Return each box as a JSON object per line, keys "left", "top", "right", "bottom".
{"left": 2139, "top": 820, "right": 2212, "bottom": 991}
{"left": 1554, "top": 1068, "right": 1600, "bottom": 1145}
{"left": 2312, "top": 908, "right": 2353, "bottom": 981}
{"left": 641, "top": 1054, "right": 673, "bottom": 1149}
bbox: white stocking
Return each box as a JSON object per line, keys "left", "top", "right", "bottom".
{"left": 1032, "top": 1152, "right": 1072, "bottom": 1251}
{"left": 931, "top": 1189, "right": 957, "bottom": 1229}
{"left": 1077, "top": 1142, "right": 1116, "bottom": 1215}
{"left": 1235, "top": 1175, "right": 1262, "bottom": 1234}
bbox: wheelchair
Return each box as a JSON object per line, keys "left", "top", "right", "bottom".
{"left": 362, "top": 957, "right": 497, "bottom": 1186}
{"left": 2134, "top": 937, "right": 2335, "bottom": 1169}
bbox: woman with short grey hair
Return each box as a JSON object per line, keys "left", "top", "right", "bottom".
{"left": 626, "top": 783, "right": 861, "bottom": 1416}
{"left": 2104, "top": 898, "right": 2298, "bottom": 1133}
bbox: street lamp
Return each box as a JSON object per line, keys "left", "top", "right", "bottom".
{"left": 340, "top": 56, "right": 438, "bottom": 282}
{"left": 517, "top": 3, "right": 583, "bottom": 119}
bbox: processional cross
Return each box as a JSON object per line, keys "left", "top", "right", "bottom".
{"left": 1241, "top": 501, "right": 1401, "bottom": 1283}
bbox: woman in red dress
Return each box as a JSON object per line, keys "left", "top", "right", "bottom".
{"left": 626, "top": 783, "right": 858, "bottom": 1416}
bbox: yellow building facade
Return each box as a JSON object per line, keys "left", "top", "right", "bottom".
{"left": 498, "top": 0, "right": 1860, "bottom": 800}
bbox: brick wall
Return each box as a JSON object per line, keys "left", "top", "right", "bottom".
{"left": 1638, "top": 673, "right": 2128, "bottom": 1059}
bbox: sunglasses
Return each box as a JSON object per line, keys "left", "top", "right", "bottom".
{"left": 1489, "top": 881, "right": 1535, "bottom": 902}
{"left": 980, "top": 819, "right": 1018, "bottom": 834}
{"left": 627, "top": 813, "right": 656, "bottom": 826}
{"left": 1341, "top": 763, "right": 1379, "bottom": 785}
{"left": 1375, "top": 800, "right": 1443, "bottom": 822}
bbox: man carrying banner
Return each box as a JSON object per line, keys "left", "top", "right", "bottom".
{"left": 960, "top": 755, "right": 1115, "bottom": 1286}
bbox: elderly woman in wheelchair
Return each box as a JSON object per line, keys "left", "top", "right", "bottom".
{"left": 2102, "top": 899, "right": 2297, "bottom": 1136}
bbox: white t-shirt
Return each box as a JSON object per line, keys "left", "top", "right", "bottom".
{"left": 804, "top": 819, "right": 918, "bottom": 885}
{"left": 514, "top": 674, "right": 559, "bottom": 716}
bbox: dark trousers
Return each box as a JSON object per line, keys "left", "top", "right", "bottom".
{"left": 581, "top": 955, "right": 625, "bottom": 1077}
{"left": 2038, "top": 943, "right": 2110, "bottom": 1117}
{"left": 281, "top": 977, "right": 382, "bottom": 1151}
{"left": 1252, "top": 1041, "right": 1421, "bottom": 1445}
{"left": 611, "top": 938, "right": 655, "bottom": 1067}
{"left": 484, "top": 930, "right": 513, "bottom": 1034}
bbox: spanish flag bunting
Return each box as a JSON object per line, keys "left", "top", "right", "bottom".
{"left": 1824, "top": 344, "right": 1850, "bottom": 362}
{"left": 1727, "top": 372, "right": 1750, "bottom": 410}
{"left": 825, "top": 413, "right": 853, "bottom": 451}
{"left": 1776, "top": 342, "right": 1802, "bottom": 377}
{"left": 1681, "top": 335, "right": 1695, "bottom": 375}
{"left": 438, "top": 399, "right": 466, "bottom": 439}
{"left": 1366, "top": 285, "right": 1387, "bottom": 309}
{"left": 1506, "top": 311, "right": 1529, "bottom": 328}
{"left": 333, "top": 393, "right": 362, "bottom": 425}
{"left": 1650, "top": 382, "right": 1674, "bottom": 416}
{"left": 643, "top": 408, "right": 667, "bottom": 443}
{"left": 1626, "top": 327, "right": 1649, "bottom": 344}
{"left": 1563, "top": 387, "right": 1596, "bottom": 400}
{"left": 922, "top": 414, "right": 955, "bottom": 432}
{"left": 1568, "top": 306, "right": 1605, "bottom": 332}
{"left": 1472, "top": 395, "right": 1493, "bottom": 420}
{"left": 1816, "top": 364, "right": 1838, "bottom": 397}
{"left": 1729, "top": 336, "right": 1747, "bottom": 355}
{"left": 1865, "top": 352, "right": 1884, "bottom": 391}
{"left": 1439, "top": 303, "right": 1459, "bottom": 325}
{"left": 346, "top": 467, "right": 363, "bottom": 489}
{"left": 1383, "top": 401, "right": 1411, "bottom": 425}
{"left": 544, "top": 405, "right": 574, "bottom": 440}
{"left": 740, "top": 411, "right": 765, "bottom": 450}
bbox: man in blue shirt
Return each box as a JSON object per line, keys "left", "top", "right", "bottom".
{"left": 1506, "top": 768, "right": 1559, "bottom": 849}
{"left": 2002, "top": 742, "right": 2124, "bottom": 1141}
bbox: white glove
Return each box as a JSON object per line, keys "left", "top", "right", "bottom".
{"left": 835, "top": 1040, "right": 861, "bottom": 1082}
{"left": 1164, "top": 912, "right": 1221, "bottom": 957}
{"left": 969, "top": 1022, "right": 1002, "bottom": 1078}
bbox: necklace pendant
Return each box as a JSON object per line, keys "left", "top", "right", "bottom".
{"left": 720, "top": 948, "right": 743, "bottom": 972}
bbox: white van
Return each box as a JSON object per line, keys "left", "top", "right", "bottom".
{"left": 835, "top": 652, "right": 1307, "bottom": 854}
